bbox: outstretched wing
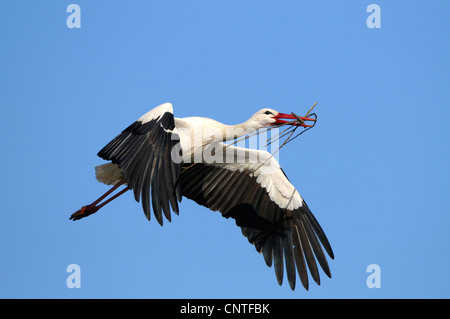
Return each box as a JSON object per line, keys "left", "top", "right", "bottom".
{"left": 180, "top": 143, "right": 334, "bottom": 290}
{"left": 97, "top": 103, "right": 182, "bottom": 225}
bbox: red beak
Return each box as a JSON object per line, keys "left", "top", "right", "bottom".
{"left": 272, "top": 112, "right": 316, "bottom": 127}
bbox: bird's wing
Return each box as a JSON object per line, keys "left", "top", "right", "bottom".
{"left": 180, "top": 143, "right": 334, "bottom": 290}
{"left": 97, "top": 103, "right": 182, "bottom": 225}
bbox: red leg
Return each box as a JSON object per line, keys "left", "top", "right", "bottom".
{"left": 70, "top": 182, "right": 130, "bottom": 221}
{"left": 93, "top": 186, "right": 130, "bottom": 211}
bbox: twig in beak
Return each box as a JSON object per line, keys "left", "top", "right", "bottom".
{"left": 304, "top": 101, "right": 318, "bottom": 117}
{"left": 289, "top": 101, "right": 318, "bottom": 127}
{"left": 290, "top": 112, "right": 305, "bottom": 126}
{"left": 265, "top": 126, "right": 297, "bottom": 147}
{"left": 265, "top": 125, "right": 294, "bottom": 147}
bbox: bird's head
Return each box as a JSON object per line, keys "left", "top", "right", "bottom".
{"left": 254, "top": 108, "right": 316, "bottom": 128}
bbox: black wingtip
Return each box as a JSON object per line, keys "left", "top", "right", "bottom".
{"left": 288, "top": 280, "right": 296, "bottom": 291}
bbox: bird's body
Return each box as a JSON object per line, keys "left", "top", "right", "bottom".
{"left": 71, "top": 103, "right": 333, "bottom": 290}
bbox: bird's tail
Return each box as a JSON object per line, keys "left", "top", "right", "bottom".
{"left": 95, "top": 163, "right": 123, "bottom": 185}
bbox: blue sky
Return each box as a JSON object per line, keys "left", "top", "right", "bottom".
{"left": 1, "top": 1, "right": 449, "bottom": 298}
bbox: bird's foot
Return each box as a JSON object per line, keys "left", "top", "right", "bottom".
{"left": 70, "top": 204, "right": 99, "bottom": 221}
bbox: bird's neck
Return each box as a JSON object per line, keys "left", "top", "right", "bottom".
{"left": 222, "top": 119, "right": 262, "bottom": 141}
{"left": 175, "top": 117, "right": 262, "bottom": 143}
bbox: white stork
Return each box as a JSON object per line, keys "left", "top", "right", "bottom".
{"left": 70, "top": 103, "right": 334, "bottom": 290}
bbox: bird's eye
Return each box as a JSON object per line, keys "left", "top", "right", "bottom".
{"left": 264, "top": 111, "right": 273, "bottom": 115}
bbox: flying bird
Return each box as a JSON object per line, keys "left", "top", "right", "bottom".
{"left": 70, "top": 103, "right": 334, "bottom": 290}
